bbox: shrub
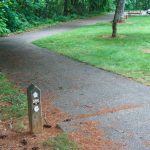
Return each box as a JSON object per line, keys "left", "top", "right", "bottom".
{"left": 0, "top": 19, "right": 10, "bottom": 36}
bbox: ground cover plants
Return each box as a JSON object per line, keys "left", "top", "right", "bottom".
{"left": 0, "top": 72, "right": 27, "bottom": 120}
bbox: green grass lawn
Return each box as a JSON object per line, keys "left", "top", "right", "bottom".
{"left": 33, "top": 16, "right": 150, "bottom": 85}
{"left": 0, "top": 73, "right": 27, "bottom": 120}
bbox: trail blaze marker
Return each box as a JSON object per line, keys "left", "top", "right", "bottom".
{"left": 27, "top": 84, "right": 43, "bottom": 134}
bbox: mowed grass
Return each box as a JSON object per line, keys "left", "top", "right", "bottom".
{"left": 0, "top": 73, "right": 27, "bottom": 120}
{"left": 33, "top": 16, "right": 150, "bottom": 85}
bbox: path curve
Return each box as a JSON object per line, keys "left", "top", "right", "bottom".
{"left": 1, "top": 14, "right": 150, "bottom": 149}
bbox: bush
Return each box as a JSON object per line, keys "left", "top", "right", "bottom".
{"left": 0, "top": 19, "right": 10, "bottom": 36}
{"left": 0, "top": 0, "right": 111, "bottom": 36}
{"left": 53, "top": 14, "right": 78, "bottom": 22}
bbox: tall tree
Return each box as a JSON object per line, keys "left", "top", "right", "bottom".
{"left": 112, "top": 0, "right": 126, "bottom": 38}
{"left": 63, "top": 0, "right": 69, "bottom": 16}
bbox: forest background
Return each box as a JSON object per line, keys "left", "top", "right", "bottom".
{"left": 0, "top": 0, "right": 150, "bottom": 36}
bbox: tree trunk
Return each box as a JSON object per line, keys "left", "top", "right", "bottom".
{"left": 112, "top": 0, "right": 126, "bottom": 38}
{"left": 63, "top": 0, "right": 68, "bottom": 16}
{"left": 112, "top": 22, "right": 117, "bottom": 38}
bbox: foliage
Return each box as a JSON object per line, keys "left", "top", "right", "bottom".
{"left": 0, "top": 0, "right": 149, "bottom": 36}
{"left": 0, "top": 0, "right": 113, "bottom": 36}
{"left": 0, "top": 19, "right": 10, "bottom": 36}
{"left": 53, "top": 15, "right": 77, "bottom": 22}
{"left": 43, "top": 133, "right": 80, "bottom": 150}
{"left": 125, "top": 0, "right": 150, "bottom": 10}
{"left": 33, "top": 16, "right": 150, "bottom": 85}
{"left": 0, "top": 1, "right": 10, "bottom": 36}
{"left": 0, "top": 73, "right": 27, "bottom": 120}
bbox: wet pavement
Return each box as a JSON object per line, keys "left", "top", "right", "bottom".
{"left": 1, "top": 14, "right": 150, "bottom": 149}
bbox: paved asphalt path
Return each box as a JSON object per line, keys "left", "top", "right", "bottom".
{"left": 1, "top": 15, "right": 150, "bottom": 149}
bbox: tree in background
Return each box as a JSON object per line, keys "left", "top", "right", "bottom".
{"left": 126, "top": 0, "right": 150, "bottom": 10}
{"left": 0, "top": 0, "right": 113, "bottom": 36}
{"left": 63, "top": 0, "right": 69, "bottom": 16}
{"left": 112, "top": 0, "right": 126, "bottom": 38}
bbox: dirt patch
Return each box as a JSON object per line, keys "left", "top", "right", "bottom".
{"left": 143, "top": 49, "right": 150, "bottom": 54}
{"left": 42, "top": 91, "right": 70, "bottom": 127}
{"left": 0, "top": 101, "right": 12, "bottom": 107}
{"left": 144, "top": 140, "right": 150, "bottom": 147}
{"left": 69, "top": 121, "right": 122, "bottom": 150}
{"left": 100, "top": 34, "right": 127, "bottom": 39}
{"left": 78, "top": 104, "right": 143, "bottom": 119}
{"left": 0, "top": 91, "right": 69, "bottom": 150}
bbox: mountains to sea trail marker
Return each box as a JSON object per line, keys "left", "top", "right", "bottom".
{"left": 27, "top": 84, "right": 43, "bottom": 134}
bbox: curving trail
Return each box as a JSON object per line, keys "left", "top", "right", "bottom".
{"left": 0, "top": 14, "right": 150, "bottom": 149}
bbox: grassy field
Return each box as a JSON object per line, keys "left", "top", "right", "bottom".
{"left": 33, "top": 16, "right": 150, "bottom": 85}
{"left": 0, "top": 73, "right": 27, "bottom": 120}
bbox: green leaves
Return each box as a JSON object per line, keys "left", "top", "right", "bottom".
{"left": 126, "top": 0, "right": 150, "bottom": 10}
{"left": 0, "top": 19, "right": 10, "bottom": 36}
{"left": 0, "top": 0, "right": 113, "bottom": 35}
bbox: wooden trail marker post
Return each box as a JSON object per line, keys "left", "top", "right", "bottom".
{"left": 27, "top": 84, "right": 43, "bottom": 134}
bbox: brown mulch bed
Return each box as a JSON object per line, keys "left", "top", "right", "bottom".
{"left": 69, "top": 121, "right": 122, "bottom": 150}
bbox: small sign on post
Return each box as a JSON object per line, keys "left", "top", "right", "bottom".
{"left": 27, "top": 84, "right": 43, "bottom": 134}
